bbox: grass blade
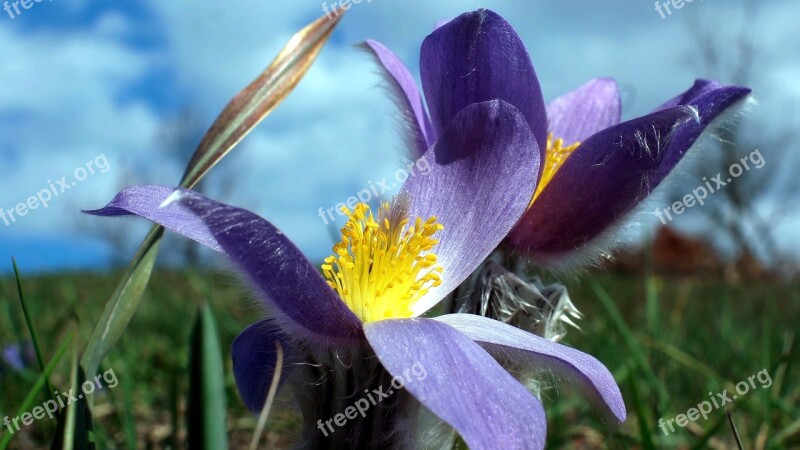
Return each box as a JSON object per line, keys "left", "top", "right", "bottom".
{"left": 591, "top": 282, "right": 669, "bottom": 409}
{"left": 627, "top": 370, "right": 656, "bottom": 450}
{"left": 769, "top": 416, "right": 800, "bottom": 447}
{"left": 187, "top": 304, "right": 228, "bottom": 449}
{"left": 727, "top": 410, "right": 744, "bottom": 450}
{"left": 641, "top": 336, "right": 725, "bottom": 386}
{"left": 11, "top": 257, "right": 55, "bottom": 399}
{"left": 121, "top": 370, "right": 137, "bottom": 450}
{"left": 51, "top": 333, "right": 95, "bottom": 450}
{"left": 59, "top": 334, "right": 80, "bottom": 450}
{"left": 0, "top": 330, "right": 73, "bottom": 450}
{"left": 80, "top": 9, "right": 345, "bottom": 378}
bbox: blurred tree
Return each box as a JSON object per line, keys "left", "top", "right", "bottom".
{"left": 675, "top": 2, "right": 800, "bottom": 277}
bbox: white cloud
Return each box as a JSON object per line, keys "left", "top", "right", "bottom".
{"left": 0, "top": 17, "right": 164, "bottom": 240}
{"left": 2, "top": 0, "right": 797, "bottom": 270}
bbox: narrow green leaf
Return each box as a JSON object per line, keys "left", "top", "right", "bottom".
{"left": 627, "top": 371, "right": 656, "bottom": 450}
{"left": 187, "top": 304, "right": 228, "bottom": 449}
{"left": 51, "top": 336, "right": 95, "bottom": 450}
{"left": 688, "top": 412, "right": 729, "bottom": 450}
{"left": 12, "top": 257, "right": 55, "bottom": 399}
{"left": 80, "top": 9, "right": 345, "bottom": 378}
{"left": 60, "top": 335, "right": 80, "bottom": 450}
{"left": 121, "top": 372, "right": 137, "bottom": 450}
{"left": 591, "top": 282, "right": 669, "bottom": 410}
{"left": 641, "top": 336, "right": 725, "bottom": 386}
{"left": 726, "top": 410, "right": 744, "bottom": 450}
{"left": 80, "top": 227, "right": 163, "bottom": 376}
{"left": 0, "top": 330, "right": 73, "bottom": 450}
{"left": 770, "top": 416, "right": 800, "bottom": 446}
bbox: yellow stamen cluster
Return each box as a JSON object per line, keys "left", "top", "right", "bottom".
{"left": 531, "top": 133, "right": 581, "bottom": 205}
{"left": 321, "top": 199, "right": 444, "bottom": 323}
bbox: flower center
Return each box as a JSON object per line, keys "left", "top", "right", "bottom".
{"left": 530, "top": 133, "right": 581, "bottom": 205}
{"left": 321, "top": 197, "right": 444, "bottom": 323}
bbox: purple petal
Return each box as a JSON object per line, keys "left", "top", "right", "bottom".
{"left": 433, "top": 18, "right": 452, "bottom": 30}
{"left": 2, "top": 343, "right": 31, "bottom": 372}
{"left": 400, "top": 100, "right": 540, "bottom": 314}
{"left": 84, "top": 185, "right": 223, "bottom": 251}
{"left": 547, "top": 78, "right": 622, "bottom": 144}
{"left": 420, "top": 9, "right": 547, "bottom": 161}
{"left": 508, "top": 107, "right": 696, "bottom": 261}
{"left": 654, "top": 79, "right": 723, "bottom": 111}
{"left": 232, "top": 320, "right": 300, "bottom": 413}
{"left": 508, "top": 82, "right": 750, "bottom": 263}
{"left": 654, "top": 84, "right": 752, "bottom": 181}
{"left": 363, "top": 40, "right": 436, "bottom": 157}
{"left": 86, "top": 186, "right": 363, "bottom": 342}
{"left": 435, "top": 314, "right": 626, "bottom": 423}
{"left": 364, "top": 318, "right": 546, "bottom": 450}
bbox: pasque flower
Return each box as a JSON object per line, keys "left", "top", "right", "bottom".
{"left": 1, "top": 342, "right": 35, "bottom": 373}
{"left": 87, "top": 99, "right": 625, "bottom": 449}
{"left": 364, "top": 8, "right": 751, "bottom": 268}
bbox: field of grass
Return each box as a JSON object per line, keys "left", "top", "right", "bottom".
{"left": 0, "top": 268, "right": 797, "bottom": 449}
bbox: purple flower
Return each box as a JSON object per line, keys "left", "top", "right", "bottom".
{"left": 2, "top": 342, "right": 35, "bottom": 373}
{"left": 364, "top": 9, "right": 751, "bottom": 268}
{"left": 87, "top": 99, "right": 625, "bottom": 449}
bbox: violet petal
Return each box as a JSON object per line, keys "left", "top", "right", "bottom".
{"left": 420, "top": 9, "right": 547, "bottom": 160}
{"left": 363, "top": 39, "right": 436, "bottom": 157}
{"left": 400, "top": 100, "right": 539, "bottom": 315}
{"left": 364, "top": 318, "right": 547, "bottom": 450}
{"left": 547, "top": 77, "right": 622, "bottom": 144}
{"left": 86, "top": 187, "right": 364, "bottom": 342}
{"left": 436, "top": 313, "right": 626, "bottom": 423}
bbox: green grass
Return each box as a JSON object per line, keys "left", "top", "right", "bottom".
{"left": 0, "top": 269, "right": 797, "bottom": 449}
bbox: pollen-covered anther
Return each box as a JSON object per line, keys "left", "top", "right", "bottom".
{"left": 321, "top": 200, "right": 444, "bottom": 323}
{"left": 530, "top": 133, "right": 581, "bottom": 205}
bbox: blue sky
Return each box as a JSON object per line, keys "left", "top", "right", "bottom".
{"left": 1, "top": 0, "right": 798, "bottom": 272}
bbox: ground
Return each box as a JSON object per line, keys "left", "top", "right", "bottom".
{"left": 0, "top": 269, "right": 797, "bottom": 449}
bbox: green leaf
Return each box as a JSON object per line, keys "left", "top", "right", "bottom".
{"left": 51, "top": 334, "right": 95, "bottom": 450}
{"left": 0, "top": 330, "right": 73, "bottom": 450}
{"left": 120, "top": 371, "right": 137, "bottom": 450}
{"left": 59, "top": 335, "right": 80, "bottom": 450}
{"left": 641, "top": 336, "right": 725, "bottom": 386}
{"left": 627, "top": 370, "right": 656, "bottom": 450}
{"left": 12, "top": 257, "right": 55, "bottom": 399}
{"left": 81, "top": 227, "right": 163, "bottom": 376}
{"left": 187, "top": 304, "right": 228, "bottom": 449}
{"left": 80, "top": 9, "right": 346, "bottom": 378}
{"left": 591, "top": 282, "right": 669, "bottom": 410}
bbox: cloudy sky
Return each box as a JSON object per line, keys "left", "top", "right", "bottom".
{"left": 1, "top": 0, "right": 798, "bottom": 272}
